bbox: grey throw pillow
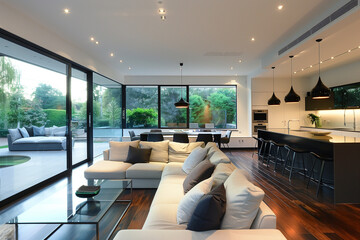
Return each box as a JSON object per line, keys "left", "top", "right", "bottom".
{"left": 19, "top": 127, "right": 30, "bottom": 138}
{"left": 33, "top": 126, "right": 45, "bottom": 136}
{"left": 25, "top": 126, "right": 34, "bottom": 137}
{"left": 8, "top": 129, "right": 23, "bottom": 142}
{"left": 183, "top": 160, "right": 215, "bottom": 194}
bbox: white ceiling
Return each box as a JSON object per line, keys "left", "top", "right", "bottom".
{"left": 1, "top": 0, "right": 353, "bottom": 78}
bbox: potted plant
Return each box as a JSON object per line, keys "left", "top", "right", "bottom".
{"left": 308, "top": 113, "right": 321, "bottom": 128}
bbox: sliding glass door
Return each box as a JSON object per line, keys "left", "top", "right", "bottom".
{"left": 71, "top": 68, "right": 88, "bottom": 165}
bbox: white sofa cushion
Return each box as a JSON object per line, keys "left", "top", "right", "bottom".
{"left": 221, "top": 169, "right": 265, "bottom": 229}
{"left": 168, "top": 142, "right": 204, "bottom": 163}
{"left": 177, "top": 177, "right": 213, "bottom": 224}
{"left": 143, "top": 204, "right": 187, "bottom": 230}
{"left": 209, "top": 150, "right": 231, "bottom": 165}
{"left": 84, "top": 160, "right": 132, "bottom": 179}
{"left": 162, "top": 162, "right": 186, "bottom": 177}
{"left": 114, "top": 229, "right": 287, "bottom": 240}
{"left": 140, "top": 140, "right": 169, "bottom": 163}
{"left": 109, "top": 140, "right": 140, "bottom": 161}
{"left": 182, "top": 147, "right": 207, "bottom": 174}
{"left": 126, "top": 162, "right": 166, "bottom": 179}
{"left": 151, "top": 175, "right": 186, "bottom": 206}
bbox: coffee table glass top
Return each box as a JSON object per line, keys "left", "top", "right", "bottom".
{"left": 8, "top": 179, "right": 131, "bottom": 224}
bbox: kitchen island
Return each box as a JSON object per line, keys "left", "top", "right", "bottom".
{"left": 258, "top": 129, "right": 360, "bottom": 204}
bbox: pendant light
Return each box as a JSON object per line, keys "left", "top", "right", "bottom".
{"left": 174, "top": 62, "right": 189, "bottom": 108}
{"left": 268, "top": 67, "right": 281, "bottom": 105}
{"left": 284, "top": 55, "right": 301, "bottom": 103}
{"left": 311, "top": 39, "right": 331, "bottom": 99}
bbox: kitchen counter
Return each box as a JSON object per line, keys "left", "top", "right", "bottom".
{"left": 258, "top": 129, "right": 360, "bottom": 204}
{"left": 300, "top": 126, "right": 360, "bottom": 133}
{"left": 266, "top": 128, "right": 360, "bottom": 143}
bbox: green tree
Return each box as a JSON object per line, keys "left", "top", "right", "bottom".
{"left": 189, "top": 94, "right": 205, "bottom": 123}
{"left": 33, "top": 83, "right": 66, "bottom": 110}
{"left": 126, "top": 108, "right": 157, "bottom": 128}
{"left": 208, "top": 89, "right": 236, "bottom": 126}
{"left": 21, "top": 101, "right": 48, "bottom": 127}
{"left": 104, "top": 98, "right": 121, "bottom": 127}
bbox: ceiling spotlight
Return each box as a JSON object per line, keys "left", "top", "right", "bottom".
{"left": 238, "top": 60, "right": 242, "bottom": 63}
{"left": 161, "top": 15, "right": 166, "bottom": 20}
{"left": 331, "top": 56, "right": 334, "bottom": 60}
{"left": 64, "top": 8, "right": 70, "bottom": 14}
{"left": 230, "top": 66, "right": 234, "bottom": 70}
{"left": 358, "top": 46, "right": 360, "bottom": 48}
{"left": 278, "top": 5, "right": 283, "bottom": 10}
{"left": 320, "top": 61, "right": 323, "bottom": 64}
{"left": 302, "top": 69, "right": 304, "bottom": 71}
{"left": 348, "top": 49, "right": 351, "bottom": 52}
{"left": 310, "top": 65, "right": 313, "bottom": 68}
{"left": 110, "top": 53, "right": 114, "bottom": 57}
{"left": 128, "top": 67, "right": 131, "bottom": 70}
{"left": 159, "top": 8, "right": 166, "bottom": 14}
{"left": 251, "top": 37, "right": 255, "bottom": 41}
{"left": 119, "top": 60, "right": 123, "bottom": 63}
{"left": 294, "top": 72, "right": 296, "bottom": 74}
{"left": 95, "top": 41, "right": 99, "bottom": 45}
{"left": 90, "top": 37, "right": 94, "bottom": 41}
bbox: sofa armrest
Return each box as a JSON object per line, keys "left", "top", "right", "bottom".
{"left": 103, "top": 149, "right": 110, "bottom": 160}
{"left": 7, "top": 134, "right": 14, "bottom": 151}
{"left": 251, "top": 201, "right": 276, "bottom": 229}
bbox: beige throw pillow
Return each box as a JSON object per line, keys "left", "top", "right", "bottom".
{"left": 109, "top": 140, "right": 139, "bottom": 161}
{"left": 168, "top": 142, "right": 204, "bottom": 163}
{"left": 140, "top": 140, "right": 169, "bottom": 163}
{"left": 221, "top": 169, "right": 265, "bottom": 229}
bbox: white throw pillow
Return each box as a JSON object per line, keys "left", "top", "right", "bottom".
{"left": 168, "top": 142, "right": 204, "bottom": 163}
{"left": 177, "top": 177, "right": 213, "bottom": 224}
{"left": 221, "top": 169, "right": 265, "bottom": 229}
{"left": 182, "top": 147, "right": 207, "bottom": 174}
{"left": 109, "top": 140, "right": 140, "bottom": 161}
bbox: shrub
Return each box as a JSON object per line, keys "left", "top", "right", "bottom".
{"left": 44, "top": 109, "right": 66, "bottom": 127}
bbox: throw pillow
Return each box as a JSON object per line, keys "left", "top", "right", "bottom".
{"left": 109, "top": 140, "right": 140, "bottom": 161}
{"left": 139, "top": 140, "right": 169, "bottom": 163}
{"left": 19, "top": 127, "right": 30, "bottom": 138}
{"left": 125, "top": 146, "right": 152, "bottom": 164}
{"left": 33, "top": 126, "right": 45, "bottom": 136}
{"left": 211, "top": 163, "right": 236, "bottom": 188}
{"left": 209, "top": 150, "right": 231, "bottom": 165}
{"left": 25, "top": 126, "right": 34, "bottom": 137}
{"left": 53, "top": 126, "right": 66, "bottom": 136}
{"left": 183, "top": 159, "right": 215, "bottom": 194}
{"left": 177, "top": 177, "right": 213, "bottom": 224}
{"left": 182, "top": 147, "right": 208, "bottom": 174}
{"left": 221, "top": 169, "right": 265, "bottom": 229}
{"left": 168, "top": 142, "right": 204, "bottom": 163}
{"left": 187, "top": 183, "right": 226, "bottom": 231}
{"left": 8, "top": 129, "right": 23, "bottom": 142}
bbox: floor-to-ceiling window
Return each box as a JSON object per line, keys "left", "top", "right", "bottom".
{"left": 0, "top": 37, "right": 67, "bottom": 201}
{"left": 93, "top": 73, "right": 122, "bottom": 157}
{"left": 71, "top": 68, "right": 88, "bottom": 165}
{"left": 160, "top": 86, "right": 187, "bottom": 128}
{"left": 125, "top": 86, "right": 158, "bottom": 128}
{"left": 189, "top": 86, "right": 237, "bottom": 129}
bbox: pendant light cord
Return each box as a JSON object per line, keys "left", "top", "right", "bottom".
{"left": 290, "top": 57, "right": 293, "bottom": 86}
{"left": 318, "top": 41, "right": 321, "bottom": 77}
{"left": 180, "top": 64, "right": 183, "bottom": 98}
{"left": 272, "top": 67, "right": 275, "bottom": 92}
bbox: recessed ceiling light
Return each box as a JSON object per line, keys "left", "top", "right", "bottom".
{"left": 95, "top": 41, "right": 99, "bottom": 45}
{"left": 348, "top": 49, "right": 351, "bottom": 52}
{"left": 110, "top": 53, "right": 114, "bottom": 57}
{"left": 320, "top": 61, "right": 323, "bottom": 64}
{"left": 294, "top": 72, "right": 296, "bottom": 74}
{"left": 159, "top": 8, "right": 166, "bottom": 14}
{"left": 128, "top": 67, "right": 131, "bottom": 70}
{"left": 278, "top": 5, "right": 283, "bottom": 10}
{"left": 238, "top": 60, "right": 242, "bottom": 63}
{"left": 358, "top": 46, "right": 360, "bottom": 48}
{"left": 90, "top": 37, "right": 94, "bottom": 41}
{"left": 64, "top": 8, "right": 70, "bottom": 14}
{"left": 230, "top": 66, "right": 234, "bottom": 70}
{"left": 119, "top": 60, "right": 123, "bottom": 63}
{"left": 310, "top": 65, "right": 313, "bottom": 68}
{"left": 331, "top": 56, "right": 334, "bottom": 60}
{"left": 161, "top": 15, "right": 166, "bottom": 20}
{"left": 301, "top": 68, "right": 304, "bottom": 71}
{"left": 251, "top": 37, "right": 255, "bottom": 41}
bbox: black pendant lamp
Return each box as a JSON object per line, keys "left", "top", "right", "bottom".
{"left": 174, "top": 63, "right": 189, "bottom": 108}
{"left": 311, "top": 39, "right": 331, "bottom": 99}
{"left": 284, "top": 55, "right": 301, "bottom": 103}
{"left": 268, "top": 67, "right": 281, "bottom": 105}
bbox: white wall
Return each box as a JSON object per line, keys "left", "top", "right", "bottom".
{"left": 251, "top": 76, "right": 309, "bottom": 129}
{"left": 0, "top": 2, "right": 121, "bottom": 82}
{"left": 124, "top": 75, "right": 251, "bottom": 137}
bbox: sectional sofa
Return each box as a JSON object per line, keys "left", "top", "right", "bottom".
{"left": 84, "top": 140, "right": 286, "bottom": 240}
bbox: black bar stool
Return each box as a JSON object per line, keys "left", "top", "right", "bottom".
{"left": 258, "top": 138, "right": 271, "bottom": 164}
{"left": 267, "top": 140, "right": 286, "bottom": 171}
{"left": 282, "top": 145, "right": 309, "bottom": 181}
{"left": 307, "top": 152, "right": 333, "bottom": 197}
{"left": 252, "top": 136, "right": 261, "bottom": 158}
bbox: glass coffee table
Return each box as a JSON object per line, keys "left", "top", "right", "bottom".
{"left": 7, "top": 179, "right": 132, "bottom": 240}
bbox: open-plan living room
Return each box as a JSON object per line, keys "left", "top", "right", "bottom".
{"left": 0, "top": 0, "right": 360, "bottom": 239}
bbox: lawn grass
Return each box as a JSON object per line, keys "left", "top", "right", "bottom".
{"left": 0, "top": 145, "right": 8, "bottom": 149}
